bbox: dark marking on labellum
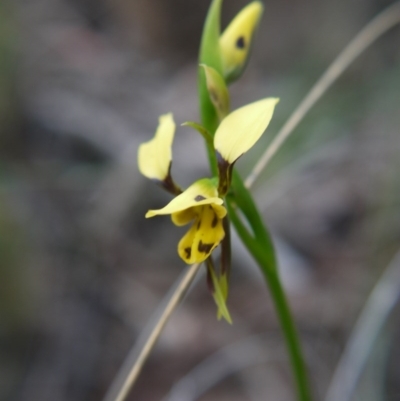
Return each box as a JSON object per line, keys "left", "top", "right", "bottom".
{"left": 197, "top": 219, "right": 202, "bottom": 230}
{"left": 211, "top": 213, "right": 218, "bottom": 228}
{"left": 236, "top": 36, "right": 246, "bottom": 49}
{"left": 198, "top": 240, "right": 214, "bottom": 254}
{"left": 184, "top": 247, "right": 191, "bottom": 259}
{"left": 195, "top": 195, "right": 206, "bottom": 201}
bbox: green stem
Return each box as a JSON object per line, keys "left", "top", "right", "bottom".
{"left": 197, "top": 0, "right": 223, "bottom": 176}
{"left": 206, "top": 139, "right": 218, "bottom": 177}
{"left": 226, "top": 176, "right": 312, "bottom": 401}
{"left": 264, "top": 268, "right": 311, "bottom": 401}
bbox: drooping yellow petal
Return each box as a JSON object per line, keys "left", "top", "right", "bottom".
{"left": 214, "top": 98, "right": 279, "bottom": 164}
{"left": 177, "top": 221, "right": 199, "bottom": 262}
{"left": 146, "top": 178, "right": 224, "bottom": 218}
{"left": 177, "top": 205, "right": 225, "bottom": 264}
{"left": 138, "top": 113, "right": 175, "bottom": 181}
{"left": 219, "top": 1, "right": 263, "bottom": 82}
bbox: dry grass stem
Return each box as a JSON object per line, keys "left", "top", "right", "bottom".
{"left": 245, "top": 1, "right": 400, "bottom": 189}
{"left": 161, "top": 334, "right": 281, "bottom": 401}
{"left": 324, "top": 249, "right": 400, "bottom": 401}
{"left": 103, "top": 263, "right": 201, "bottom": 401}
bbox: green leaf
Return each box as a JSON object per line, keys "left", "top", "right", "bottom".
{"left": 198, "top": 0, "right": 223, "bottom": 134}
{"left": 219, "top": 272, "right": 229, "bottom": 300}
{"left": 226, "top": 171, "right": 312, "bottom": 401}
{"left": 207, "top": 261, "right": 232, "bottom": 324}
{"left": 231, "top": 169, "right": 276, "bottom": 267}
{"left": 182, "top": 121, "right": 213, "bottom": 144}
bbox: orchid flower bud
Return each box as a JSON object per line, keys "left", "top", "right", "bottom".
{"left": 220, "top": 1, "right": 263, "bottom": 83}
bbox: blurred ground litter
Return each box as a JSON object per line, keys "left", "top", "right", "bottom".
{"left": 1, "top": 0, "right": 400, "bottom": 400}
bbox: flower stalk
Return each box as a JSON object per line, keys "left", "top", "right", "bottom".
{"left": 198, "top": 1, "right": 311, "bottom": 400}
{"left": 226, "top": 172, "right": 311, "bottom": 401}
{"left": 139, "top": 0, "right": 308, "bottom": 397}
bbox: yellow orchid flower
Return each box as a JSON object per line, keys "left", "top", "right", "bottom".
{"left": 137, "top": 113, "right": 181, "bottom": 194}
{"left": 214, "top": 97, "right": 279, "bottom": 195}
{"left": 214, "top": 97, "right": 279, "bottom": 164}
{"left": 219, "top": 1, "right": 263, "bottom": 82}
{"left": 146, "top": 178, "right": 227, "bottom": 264}
{"left": 137, "top": 0, "right": 282, "bottom": 324}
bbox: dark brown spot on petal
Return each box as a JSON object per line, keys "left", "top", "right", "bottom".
{"left": 195, "top": 195, "right": 206, "bottom": 201}
{"left": 197, "top": 219, "right": 201, "bottom": 230}
{"left": 198, "top": 240, "right": 214, "bottom": 254}
{"left": 184, "top": 247, "right": 191, "bottom": 259}
{"left": 236, "top": 36, "right": 245, "bottom": 49}
{"left": 211, "top": 213, "right": 218, "bottom": 228}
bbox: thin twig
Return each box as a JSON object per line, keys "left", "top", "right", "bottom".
{"left": 324, "top": 249, "right": 400, "bottom": 401}
{"left": 161, "top": 334, "right": 278, "bottom": 401}
{"left": 245, "top": 1, "right": 400, "bottom": 189}
{"left": 162, "top": 332, "right": 332, "bottom": 401}
{"left": 103, "top": 263, "right": 201, "bottom": 401}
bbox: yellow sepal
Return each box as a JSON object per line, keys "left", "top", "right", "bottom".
{"left": 220, "top": 1, "right": 263, "bottom": 82}
{"left": 138, "top": 113, "right": 175, "bottom": 181}
{"left": 214, "top": 98, "right": 279, "bottom": 164}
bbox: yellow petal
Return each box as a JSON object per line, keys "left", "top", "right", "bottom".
{"left": 212, "top": 204, "right": 227, "bottom": 219}
{"left": 177, "top": 205, "right": 225, "bottom": 264}
{"left": 219, "top": 1, "right": 263, "bottom": 82}
{"left": 145, "top": 178, "right": 224, "bottom": 218}
{"left": 214, "top": 98, "right": 279, "bottom": 164}
{"left": 138, "top": 113, "right": 175, "bottom": 181}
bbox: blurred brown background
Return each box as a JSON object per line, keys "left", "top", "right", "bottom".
{"left": 1, "top": 0, "right": 400, "bottom": 400}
